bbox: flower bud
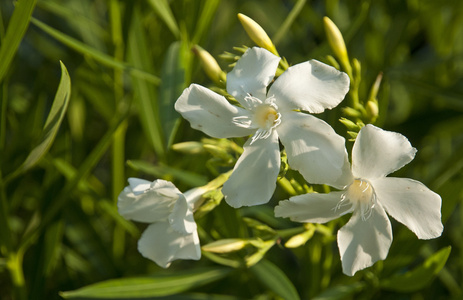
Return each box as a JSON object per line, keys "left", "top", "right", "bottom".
{"left": 193, "top": 45, "right": 226, "bottom": 84}
{"left": 202, "top": 239, "right": 248, "bottom": 253}
{"left": 237, "top": 13, "right": 278, "bottom": 56}
{"left": 172, "top": 141, "right": 204, "bottom": 154}
{"left": 323, "top": 17, "right": 351, "bottom": 74}
{"left": 366, "top": 100, "right": 379, "bottom": 123}
{"left": 285, "top": 228, "right": 315, "bottom": 248}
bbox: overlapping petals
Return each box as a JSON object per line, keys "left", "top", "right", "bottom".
{"left": 275, "top": 124, "right": 443, "bottom": 276}
{"left": 175, "top": 47, "right": 350, "bottom": 207}
{"left": 118, "top": 179, "right": 201, "bottom": 268}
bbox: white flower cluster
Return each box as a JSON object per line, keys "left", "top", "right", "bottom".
{"left": 118, "top": 47, "right": 443, "bottom": 275}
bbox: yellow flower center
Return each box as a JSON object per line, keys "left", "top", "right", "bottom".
{"left": 337, "top": 179, "right": 376, "bottom": 220}
{"left": 254, "top": 104, "right": 279, "bottom": 129}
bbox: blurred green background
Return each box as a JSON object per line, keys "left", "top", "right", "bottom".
{"left": 1, "top": 0, "right": 463, "bottom": 299}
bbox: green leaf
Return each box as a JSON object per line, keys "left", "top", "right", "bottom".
{"left": 380, "top": 246, "right": 451, "bottom": 292}
{"left": 8, "top": 61, "right": 70, "bottom": 180}
{"left": 127, "top": 7, "right": 166, "bottom": 161}
{"left": 312, "top": 283, "right": 365, "bottom": 300}
{"left": 127, "top": 160, "right": 208, "bottom": 187}
{"left": 147, "top": 0, "right": 180, "bottom": 38}
{"left": 250, "top": 259, "right": 300, "bottom": 300}
{"left": 30, "top": 18, "right": 160, "bottom": 86}
{"left": 0, "top": 0, "right": 37, "bottom": 83}
{"left": 192, "top": 0, "right": 221, "bottom": 44}
{"left": 159, "top": 41, "right": 185, "bottom": 149}
{"left": 60, "top": 267, "right": 231, "bottom": 299}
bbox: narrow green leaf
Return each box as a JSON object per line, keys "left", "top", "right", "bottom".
{"left": 30, "top": 18, "right": 160, "bottom": 86}
{"left": 0, "top": 0, "right": 37, "bottom": 83}
{"left": 127, "top": 7, "right": 165, "bottom": 161}
{"left": 272, "top": 0, "right": 306, "bottom": 45}
{"left": 8, "top": 61, "right": 70, "bottom": 180}
{"left": 147, "top": 0, "right": 180, "bottom": 38}
{"left": 250, "top": 259, "right": 300, "bottom": 300}
{"left": 127, "top": 160, "right": 208, "bottom": 187}
{"left": 312, "top": 283, "right": 365, "bottom": 300}
{"left": 192, "top": 0, "right": 221, "bottom": 44}
{"left": 380, "top": 246, "right": 451, "bottom": 292}
{"left": 60, "top": 267, "right": 231, "bottom": 299}
{"left": 159, "top": 41, "right": 185, "bottom": 149}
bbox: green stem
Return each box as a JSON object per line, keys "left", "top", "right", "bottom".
{"left": 276, "top": 226, "right": 307, "bottom": 239}
{"left": 7, "top": 250, "right": 27, "bottom": 300}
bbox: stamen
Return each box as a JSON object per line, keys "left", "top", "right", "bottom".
{"left": 335, "top": 179, "right": 376, "bottom": 220}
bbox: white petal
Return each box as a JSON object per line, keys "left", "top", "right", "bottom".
{"left": 169, "top": 194, "right": 197, "bottom": 234}
{"left": 275, "top": 191, "right": 350, "bottom": 223}
{"left": 226, "top": 47, "right": 280, "bottom": 105}
{"left": 337, "top": 205, "right": 392, "bottom": 276}
{"left": 175, "top": 84, "right": 255, "bottom": 138}
{"left": 268, "top": 60, "right": 349, "bottom": 113}
{"left": 173, "top": 230, "right": 201, "bottom": 261}
{"left": 128, "top": 178, "right": 151, "bottom": 195}
{"left": 222, "top": 130, "right": 280, "bottom": 208}
{"left": 277, "top": 111, "right": 353, "bottom": 189}
{"left": 371, "top": 177, "right": 443, "bottom": 239}
{"left": 138, "top": 222, "right": 200, "bottom": 268}
{"left": 117, "top": 179, "right": 179, "bottom": 223}
{"left": 352, "top": 125, "right": 417, "bottom": 179}
{"left": 183, "top": 186, "right": 207, "bottom": 205}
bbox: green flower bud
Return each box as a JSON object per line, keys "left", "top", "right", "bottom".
{"left": 193, "top": 45, "right": 226, "bottom": 84}
{"left": 238, "top": 13, "right": 278, "bottom": 56}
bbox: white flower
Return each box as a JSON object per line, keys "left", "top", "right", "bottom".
{"left": 275, "top": 124, "right": 443, "bottom": 276}
{"left": 118, "top": 178, "right": 202, "bottom": 268}
{"left": 175, "top": 47, "right": 350, "bottom": 208}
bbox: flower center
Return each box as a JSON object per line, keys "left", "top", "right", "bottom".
{"left": 336, "top": 179, "right": 376, "bottom": 220}
{"left": 232, "top": 94, "right": 282, "bottom": 144}
{"left": 254, "top": 104, "right": 279, "bottom": 129}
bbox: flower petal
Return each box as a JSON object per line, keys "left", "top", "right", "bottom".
{"left": 352, "top": 124, "right": 417, "bottom": 179}
{"left": 169, "top": 194, "right": 197, "bottom": 234}
{"left": 226, "top": 47, "right": 280, "bottom": 105}
{"left": 337, "top": 205, "right": 392, "bottom": 276}
{"left": 118, "top": 179, "right": 179, "bottom": 223}
{"left": 277, "top": 111, "right": 352, "bottom": 188}
{"left": 175, "top": 84, "right": 255, "bottom": 138}
{"left": 222, "top": 130, "right": 280, "bottom": 208}
{"left": 371, "top": 177, "right": 443, "bottom": 239}
{"left": 268, "top": 60, "right": 349, "bottom": 113}
{"left": 128, "top": 178, "right": 151, "bottom": 195}
{"left": 275, "top": 191, "right": 350, "bottom": 223}
{"left": 138, "top": 222, "right": 200, "bottom": 268}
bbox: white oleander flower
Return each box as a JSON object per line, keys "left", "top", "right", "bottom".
{"left": 275, "top": 124, "right": 443, "bottom": 276}
{"left": 118, "top": 178, "right": 203, "bottom": 268}
{"left": 175, "top": 47, "right": 350, "bottom": 208}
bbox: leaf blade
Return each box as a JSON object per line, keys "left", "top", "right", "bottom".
{"left": 0, "top": 0, "right": 37, "bottom": 83}
{"left": 60, "top": 267, "right": 231, "bottom": 299}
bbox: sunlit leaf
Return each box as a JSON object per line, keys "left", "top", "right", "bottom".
{"left": 250, "top": 259, "right": 300, "bottom": 300}
{"left": 10, "top": 61, "right": 70, "bottom": 178}
{"left": 60, "top": 267, "right": 231, "bottom": 299}
{"left": 0, "top": 0, "right": 37, "bottom": 83}
{"left": 380, "top": 246, "right": 451, "bottom": 292}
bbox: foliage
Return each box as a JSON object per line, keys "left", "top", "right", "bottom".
{"left": 1, "top": 0, "right": 462, "bottom": 299}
